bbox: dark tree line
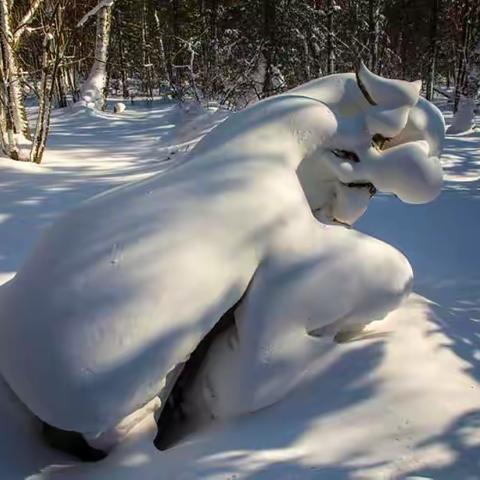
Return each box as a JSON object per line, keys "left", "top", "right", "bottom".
{"left": 1, "top": 0, "right": 480, "bottom": 161}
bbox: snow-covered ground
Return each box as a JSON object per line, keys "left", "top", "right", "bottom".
{"left": 0, "top": 98, "right": 479, "bottom": 479}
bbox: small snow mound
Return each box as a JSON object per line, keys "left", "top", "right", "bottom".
{"left": 114, "top": 103, "right": 126, "bottom": 114}
{"left": 446, "top": 99, "right": 476, "bottom": 134}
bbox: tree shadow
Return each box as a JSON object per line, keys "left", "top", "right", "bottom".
{"left": 39, "top": 338, "right": 389, "bottom": 479}
{"left": 357, "top": 145, "right": 480, "bottom": 385}
{"left": 403, "top": 409, "right": 480, "bottom": 480}
{"left": 169, "top": 340, "right": 387, "bottom": 479}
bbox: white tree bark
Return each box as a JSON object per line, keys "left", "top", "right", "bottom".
{"left": 0, "top": 0, "right": 31, "bottom": 153}
{"left": 79, "top": 3, "right": 114, "bottom": 110}
{"left": 448, "top": 39, "right": 480, "bottom": 134}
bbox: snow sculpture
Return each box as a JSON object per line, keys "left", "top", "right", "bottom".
{"left": 0, "top": 64, "right": 444, "bottom": 452}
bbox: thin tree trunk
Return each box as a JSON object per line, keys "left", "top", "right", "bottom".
{"left": 426, "top": 0, "right": 440, "bottom": 100}
{"left": 154, "top": 10, "right": 171, "bottom": 94}
{"left": 66, "top": 62, "right": 80, "bottom": 102}
{"left": 198, "top": 0, "right": 208, "bottom": 92}
{"left": 209, "top": 0, "right": 219, "bottom": 81}
{"left": 301, "top": 31, "right": 310, "bottom": 81}
{"left": 0, "top": 44, "right": 11, "bottom": 156}
{"left": 0, "top": 0, "right": 31, "bottom": 154}
{"left": 262, "top": 0, "right": 276, "bottom": 95}
{"left": 116, "top": 12, "right": 129, "bottom": 99}
{"left": 187, "top": 41, "right": 200, "bottom": 102}
{"left": 453, "top": 0, "right": 471, "bottom": 113}
{"left": 368, "top": 0, "right": 380, "bottom": 73}
{"left": 141, "top": 0, "right": 153, "bottom": 100}
{"left": 326, "top": 0, "right": 335, "bottom": 74}
{"left": 53, "top": 7, "right": 68, "bottom": 109}
{"left": 54, "top": 68, "right": 68, "bottom": 108}
{"left": 170, "top": 0, "right": 181, "bottom": 98}
{"left": 349, "top": 0, "right": 359, "bottom": 64}
{"left": 31, "top": 34, "right": 55, "bottom": 163}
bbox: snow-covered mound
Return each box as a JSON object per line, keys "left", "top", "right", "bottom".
{"left": 113, "top": 102, "right": 126, "bottom": 114}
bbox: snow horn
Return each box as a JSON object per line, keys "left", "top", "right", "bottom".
{"left": 356, "top": 61, "right": 421, "bottom": 108}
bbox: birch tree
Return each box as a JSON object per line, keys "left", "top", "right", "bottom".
{"left": 30, "top": 32, "right": 55, "bottom": 163}
{"left": 0, "top": 0, "right": 44, "bottom": 159}
{"left": 78, "top": 0, "right": 115, "bottom": 110}
{"left": 0, "top": 0, "right": 75, "bottom": 162}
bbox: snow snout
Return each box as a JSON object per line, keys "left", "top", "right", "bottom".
{"left": 373, "top": 140, "right": 443, "bottom": 204}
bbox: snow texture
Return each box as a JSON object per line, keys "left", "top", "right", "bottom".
{"left": 0, "top": 66, "right": 445, "bottom": 451}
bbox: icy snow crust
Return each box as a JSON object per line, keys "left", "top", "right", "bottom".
{"left": 0, "top": 67, "right": 444, "bottom": 444}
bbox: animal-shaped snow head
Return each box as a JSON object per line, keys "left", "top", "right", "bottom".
{"left": 294, "top": 63, "right": 445, "bottom": 225}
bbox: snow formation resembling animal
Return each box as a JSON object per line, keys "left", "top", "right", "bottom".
{"left": 0, "top": 64, "right": 444, "bottom": 452}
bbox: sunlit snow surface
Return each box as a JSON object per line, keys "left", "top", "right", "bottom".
{"left": 0, "top": 98, "right": 478, "bottom": 479}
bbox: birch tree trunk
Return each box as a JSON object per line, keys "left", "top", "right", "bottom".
{"left": 30, "top": 34, "right": 55, "bottom": 163}
{"left": 0, "top": 0, "right": 31, "bottom": 159}
{"left": 0, "top": 46, "right": 14, "bottom": 158}
{"left": 80, "top": 4, "right": 113, "bottom": 109}
{"left": 447, "top": 39, "right": 480, "bottom": 134}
